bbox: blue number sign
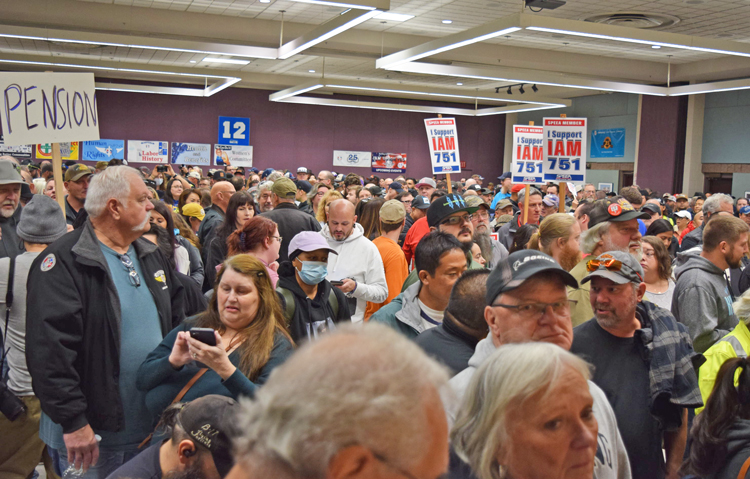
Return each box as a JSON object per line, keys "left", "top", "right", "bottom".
{"left": 218, "top": 116, "right": 250, "bottom": 146}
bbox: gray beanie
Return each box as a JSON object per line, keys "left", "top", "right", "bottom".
{"left": 17, "top": 195, "right": 68, "bottom": 244}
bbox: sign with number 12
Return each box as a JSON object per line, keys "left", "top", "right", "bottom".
{"left": 218, "top": 116, "right": 250, "bottom": 146}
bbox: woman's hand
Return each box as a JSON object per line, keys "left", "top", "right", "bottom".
{"left": 168, "top": 331, "right": 193, "bottom": 369}
{"left": 150, "top": 165, "right": 159, "bottom": 180}
{"left": 268, "top": 261, "right": 279, "bottom": 272}
{"left": 187, "top": 331, "right": 237, "bottom": 380}
{"left": 166, "top": 164, "right": 176, "bottom": 177}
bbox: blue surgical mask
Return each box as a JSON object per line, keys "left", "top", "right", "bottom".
{"left": 155, "top": 178, "right": 163, "bottom": 186}
{"left": 296, "top": 260, "right": 328, "bottom": 285}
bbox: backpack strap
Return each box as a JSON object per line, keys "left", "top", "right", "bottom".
{"left": 276, "top": 287, "right": 295, "bottom": 326}
{"left": 327, "top": 287, "right": 339, "bottom": 319}
{"left": 738, "top": 455, "right": 750, "bottom": 479}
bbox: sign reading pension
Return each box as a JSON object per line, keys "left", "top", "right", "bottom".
{"left": 172, "top": 142, "right": 211, "bottom": 165}
{"left": 0, "top": 72, "right": 99, "bottom": 146}
{"left": 127, "top": 140, "right": 168, "bottom": 164}
{"left": 425, "top": 118, "right": 461, "bottom": 175}
{"left": 511, "top": 125, "right": 544, "bottom": 185}
{"left": 543, "top": 117, "right": 587, "bottom": 184}
{"left": 214, "top": 144, "right": 253, "bottom": 167}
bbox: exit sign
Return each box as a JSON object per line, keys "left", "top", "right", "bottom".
{"left": 460, "top": 161, "right": 466, "bottom": 168}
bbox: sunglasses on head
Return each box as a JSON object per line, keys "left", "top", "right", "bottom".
{"left": 586, "top": 257, "right": 643, "bottom": 282}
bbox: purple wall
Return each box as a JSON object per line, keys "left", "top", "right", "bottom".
{"left": 95, "top": 88, "right": 506, "bottom": 180}
{"left": 636, "top": 95, "right": 688, "bottom": 194}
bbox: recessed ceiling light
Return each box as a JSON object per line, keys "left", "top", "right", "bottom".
{"left": 202, "top": 57, "right": 251, "bottom": 65}
{"left": 652, "top": 45, "right": 661, "bottom": 49}
{"left": 442, "top": 19, "right": 453, "bottom": 24}
{"left": 309, "top": 69, "right": 316, "bottom": 72}
{"left": 375, "top": 12, "right": 415, "bottom": 21}
{"left": 260, "top": 0, "right": 271, "bottom": 3}
{"left": 456, "top": 82, "right": 463, "bottom": 85}
{"left": 189, "top": 60, "right": 197, "bottom": 63}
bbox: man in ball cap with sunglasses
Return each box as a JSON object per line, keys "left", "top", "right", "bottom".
{"left": 571, "top": 250, "right": 702, "bottom": 479}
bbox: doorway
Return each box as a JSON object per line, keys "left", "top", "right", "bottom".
{"left": 703, "top": 175, "right": 732, "bottom": 195}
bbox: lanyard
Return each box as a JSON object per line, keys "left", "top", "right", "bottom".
{"left": 420, "top": 309, "right": 440, "bottom": 326}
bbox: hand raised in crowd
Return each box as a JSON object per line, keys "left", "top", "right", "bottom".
{"left": 168, "top": 331, "right": 194, "bottom": 369}
{"left": 166, "top": 164, "right": 176, "bottom": 177}
{"left": 187, "top": 331, "right": 237, "bottom": 380}
{"left": 149, "top": 165, "right": 159, "bottom": 180}
{"left": 335, "top": 278, "right": 356, "bottom": 294}
{"left": 63, "top": 424, "right": 99, "bottom": 473}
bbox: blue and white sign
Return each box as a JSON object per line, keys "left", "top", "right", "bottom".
{"left": 171, "top": 142, "right": 211, "bottom": 165}
{"left": 127, "top": 140, "right": 168, "bottom": 164}
{"left": 425, "top": 118, "right": 461, "bottom": 175}
{"left": 543, "top": 117, "right": 587, "bottom": 184}
{"left": 82, "top": 139, "right": 125, "bottom": 161}
{"left": 218, "top": 116, "right": 250, "bottom": 146}
{"left": 511, "top": 125, "right": 544, "bottom": 185}
{"left": 214, "top": 144, "right": 253, "bottom": 167}
{"left": 333, "top": 150, "right": 371, "bottom": 168}
{"left": 590, "top": 128, "right": 625, "bottom": 158}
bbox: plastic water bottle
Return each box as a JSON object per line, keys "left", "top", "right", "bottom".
{"left": 61, "top": 434, "right": 102, "bottom": 478}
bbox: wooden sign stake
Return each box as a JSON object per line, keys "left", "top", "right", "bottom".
{"left": 51, "top": 143, "right": 66, "bottom": 216}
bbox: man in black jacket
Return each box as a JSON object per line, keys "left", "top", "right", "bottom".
{"left": 260, "top": 177, "right": 321, "bottom": 263}
{"left": 26, "top": 166, "right": 185, "bottom": 477}
{"left": 0, "top": 159, "right": 26, "bottom": 259}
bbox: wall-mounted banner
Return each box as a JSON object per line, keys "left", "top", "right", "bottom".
{"left": 543, "top": 117, "right": 587, "bottom": 184}
{"left": 82, "top": 139, "right": 125, "bottom": 162}
{"left": 214, "top": 144, "right": 253, "bottom": 167}
{"left": 171, "top": 142, "right": 211, "bottom": 165}
{"left": 0, "top": 137, "right": 32, "bottom": 160}
{"left": 218, "top": 116, "right": 250, "bottom": 146}
{"left": 36, "top": 142, "right": 78, "bottom": 160}
{"left": 0, "top": 72, "right": 100, "bottom": 146}
{"left": 127, "top": 140, "right": 168, "bottom": 164}
{"left": 372, "top": 153, "right": 406, "bottom": 174}
{"left": 511, "top": 125, "right": 544, "bottom": 185}
{"left": 333, "top": 150, "right": 372, "bottom": 168}
{"left": 425, "top": 118, "right": 461, "bottom": 175}
{"left": 590, "top": 128, "right": 625, "bottom": 158}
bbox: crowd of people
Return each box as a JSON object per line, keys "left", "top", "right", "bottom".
{"left": 3, "top": 156, "right": 750, "bottom": 479}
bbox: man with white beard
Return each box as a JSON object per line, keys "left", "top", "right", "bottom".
{"left": 26, "top": 166, "right": 186, "bottom": 477}
{"left": 465, "top": 196, "right": 507, "bottom": 269}
{"left": 567, "top": 196, "right": 650, "bottom": 327}
{"left": 0, "top": 160, "right": 26, "bottom": 258}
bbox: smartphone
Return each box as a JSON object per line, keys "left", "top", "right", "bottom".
{"left": 190, "top": 327, "right": 216, "bottom": 346}
{"left": 330, "top": 280, "right": 344, "bottom": 286}
{"left": 157, "top": 165, "right": 167, "bottom": 173}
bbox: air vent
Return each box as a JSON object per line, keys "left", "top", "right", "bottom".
{"left": 583, "top": 12, "right": 680, "bottom": 29}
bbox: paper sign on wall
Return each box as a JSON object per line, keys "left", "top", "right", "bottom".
{"left": 372, "top": 153, "right": 406, "bottom": 174}
{"left": 511, "top": 125, "right": 544, "bottom": 185}
{"left": 37, "top": 142, "right": 78, "bottom": 160}
{"left": 543, "top": 117, "right": 587, "bottom": 184}
{"left": 127, "top": 140, "right": 169, "bottom": 164}
{"left": 171, "top": 142, "right": 211, "bottom": 165}
{"left": 425, "top": 118, "right": 461, "bottom": 175}
{"left": 82, "top": 139, "right": 125, "bottom": 162}
{"left": 0, "top": 137, "right": 32, "bottom": 160}
{"left": 214, "top": 144, "right": 253, "bottom": 167}
{"left": 590, "top": 128, "right": 625, "bottom": 158}
{"left": 0, "top": 72, "right": 100, "bottom": 146}
{"left": 333, "top": 150, "right": 372, "bottom": 168}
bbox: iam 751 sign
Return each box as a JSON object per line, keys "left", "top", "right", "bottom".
{"left": 543, "top": 117, "right": 587, "bottom": 183}
{"left": 425, "top": 118, "right": 461, "bottom": 175}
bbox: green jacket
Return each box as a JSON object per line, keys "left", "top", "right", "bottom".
{"left": 697, "top": 320, "right": 750, "bottom": 414}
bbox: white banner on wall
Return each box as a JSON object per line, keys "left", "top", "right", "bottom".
{"left": 127, "top": 140, "right": 169, "bottom": 164}
{"left": 333, "top": 150, "right": 372, "bottom": 168}
{"left": 214, "top": 144, "right": 253, "bottom": 167}
{"left": 0, "top": 72, "right": 100, "bottom": 146}
{"left": 171, "top": 142, "right": 211, "bottom": 165}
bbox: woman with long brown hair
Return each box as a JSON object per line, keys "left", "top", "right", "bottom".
{"left": 137, "top": 254, "right": 294, "bottom": 423}
{"left": 227, "top": 216, "right": 282, "bottom": 288}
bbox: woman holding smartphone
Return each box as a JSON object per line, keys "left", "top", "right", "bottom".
{"left": 136, "top": 254, "right": 294, "bottom": 425}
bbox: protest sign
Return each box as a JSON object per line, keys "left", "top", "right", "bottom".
{"left": 333, "top": 150, "right": 372, "bottom": 168}
{"left": 0, "top": 137, "right": 32, "bottom": 160}
{"left": 425, "top": 118, "right": 461, "bottom": 175}
{"left": 214, "top": 144, "right": 253, "bottom": 167}
{"left": 37, "top": 142, "right": 78, "bottom": 160}
{"left": 127, "top": 140, "right": 169, "bottom": 164}
{"left": 543, "top": 117, "right": 587, "bottom": 184}
{"left": 372, "top": 153, "right": 406, "bottom": 174}
{"left": 171, "top": 142, "right": 211, "bottom": 165}
{"left": 218, "top": 116, "right": 250, "bottom": 146}
{"left": 82, "top": 139, "right": 125, "bottom": 162}
{"left": 511, "top": 125, "right": 544, "bottom": 185}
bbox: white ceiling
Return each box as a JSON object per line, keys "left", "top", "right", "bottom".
{"left": 2, "top": 0, "right": 750, "bottom": 105}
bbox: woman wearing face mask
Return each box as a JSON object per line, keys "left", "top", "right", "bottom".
{"left": 275, "top": 231, "right": 352, "bottom": 343}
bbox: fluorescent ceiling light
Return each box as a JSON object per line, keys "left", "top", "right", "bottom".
{"left": 442, "top": 19, "right": 453, "bottom": 24}
{"left": 375, "top": 12, "right": 414, "bottom": 21}
{"left": 287, "top": 0, "right": 381, "bottom": 10}
{"left": 278, "top": 9, "right": 381, "bottom": 59}
{"left": 95, "top": 84, "right": 205, "bottom": 97}
{"left": 526, "top": 26, "right": 750, "bottom": 58}
{"left": 201, "top": 57, "right": 250, "bottom": 65}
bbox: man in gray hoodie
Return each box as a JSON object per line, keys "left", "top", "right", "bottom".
{"left": 673, "top": 215, "right": 749, "bottom": 353}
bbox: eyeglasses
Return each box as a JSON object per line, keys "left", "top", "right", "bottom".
{"left": 440, "top": 213, "right": 472, "bottom": 226}
{"left": 643, "top": 251, "right": 655, "bottom": 258}
{"left": 271, "top": 235, "right": 283, "bottom": 243}
{"left": 120, "top": 253, "right": 141, "bottom": 288}
{"left": 490, "top": 300, "right": 575, "bottom": 320}
{"left": 586, "top": 257, "right": 643, "bottom": 282}
{"left": 373, "top": 453, "right": 446, "bottom": 479}
{"left": 474, "top": 210, "right": 490, "bottom": 220}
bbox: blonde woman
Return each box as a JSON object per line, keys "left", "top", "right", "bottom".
{"left": 315, "top": 190, "right": 343, "bottom": 226}
{"left": 527, "top": 213, "right": 582, "bottom": 271}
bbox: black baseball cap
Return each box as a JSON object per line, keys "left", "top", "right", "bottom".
{"left": 466, "top": 184, "right": 482, "bottom": 192}
{"left": 498, "top": 172, "right": 511, "bottom": 181}
{"left": 640, "top": 203, "right": 661, "bottom": 215}
{"left": 179, "top": 395, "right": 241, "bottom": 477}
{"left": 211, "top": 171, "right": 229, "bottom": 181}
{"left": 389, "top": 181, "right": 404, "bottom": 192}
{"left": 588, "top": 196, "right": 651, "bottom": 228}
{"left": 411, "top": 195, "right": 431, "bottom": 210}
{"left": 486, "top": 250, "right": 578, "bottom": 305}
{"left": 294, "top": 179, "right": 312, "bottom": 193}
{"left": 427, "top": 194, "right": 479, "bottom": 228}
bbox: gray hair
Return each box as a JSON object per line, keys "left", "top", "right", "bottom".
{"left": 84, "top": 165, "right": 138, "bottom": 218}
{"left": 451, "top": 343, "right": 591, "bottom": 479}
{"left": 257, "top": 180, "right": 274, "bottom": 193}
{"left": 235, "top": 323, "right": 450, "bottom": 477}
{"left": 517, "top": 186, "right": 541, "bottom": 206}
{"left": 580, "top": 221, "right": 609, "bottom": 255}
{"left": 266, "top": 171, "right": 283, "bottom": 182}
{"left": 703, "top": 193, "right": 733, "bottom": 216}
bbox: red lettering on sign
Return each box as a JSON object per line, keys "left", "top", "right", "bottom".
{"left": 532, "top": 146, "right": 543, "bottom": 160}
{"left": 567, "top": 141, "right": 581, "bottom": 157}
{"left": 554, "top": 141, "right": 565, "bottom": 156}
{"left": 445, "top": 137, "right": 455, "bottom": 150}
{"left": 437, "top": 137, "right": 445, "bottom": 150}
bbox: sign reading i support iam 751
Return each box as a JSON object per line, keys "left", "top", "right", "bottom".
{"left": 425, "top": 118, "right": 461, "bottom": 175}
{"left": 543, "top": 117, "right": 587, "bottom": 184}
{"left": 512, "top": 125, "right": 544, "bottom": 185}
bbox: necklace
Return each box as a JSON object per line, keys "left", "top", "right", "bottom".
{"left": 647, "top": 280, "right": 670, "bottom": 294}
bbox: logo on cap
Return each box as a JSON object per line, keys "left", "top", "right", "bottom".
{"left": 608, "top": 203, "right": 622, "bottom": 216}
{"left": 512, "top": 254, "right": 555, "bottom": 271}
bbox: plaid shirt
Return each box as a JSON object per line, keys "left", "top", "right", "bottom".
{"left": 635, "top": 300, "right": 705, "bottom": 431}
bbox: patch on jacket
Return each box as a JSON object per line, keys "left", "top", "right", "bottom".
{"left": 41, "top": 254, "right": 56, "bottom": 272}
{"left": 154, "top": 269, "right": 168, "bottom": 289}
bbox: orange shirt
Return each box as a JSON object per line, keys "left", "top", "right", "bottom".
{"left": 365, "top": 236, "right": 409, "bottom": 320}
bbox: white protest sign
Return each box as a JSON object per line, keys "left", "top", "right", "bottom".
{"left": 425, "top": 118, "right": 461, "bottom": 175}
{"left": 333, "top": 150, "right": 371, "bottom": 168}
{"left": 171, "top": 142, "right": 211, "bottom": 165}
{"left": 511, "top": 125, "right": 544, "bottom": 185}
{"left": 0, "top": 72, "right": 99, "bottom": 146}
{"left": 214, "top": 144, "right": 253, "bottom": 167}
{"left": 543, "top": 117, "right": 587, "bottom": 184}
{"left": 127, "top": 140, "right": 169, "bottom": 164}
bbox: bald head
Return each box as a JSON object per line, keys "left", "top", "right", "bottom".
{"left": 327, "top": 199, "right": 356, "bottom": 241}
{"left": 211, "top": 181, "right": 236, "bottom": 211}
{"left": 233, "top": 323, "right": 449, "bottom": 479}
